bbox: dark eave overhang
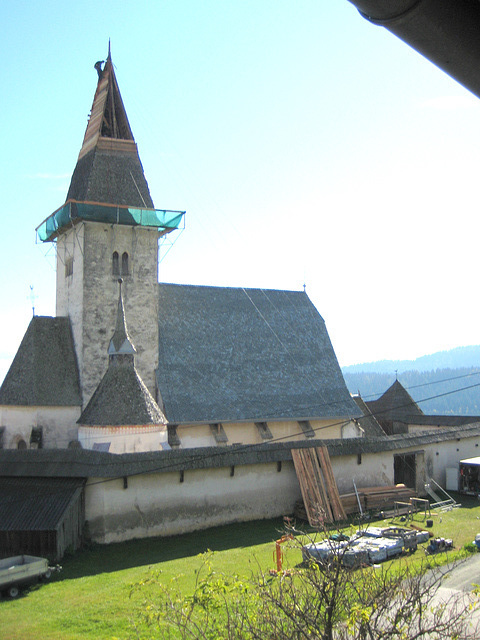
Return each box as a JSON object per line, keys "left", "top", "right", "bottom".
{"left": 348, "top": 0, "right": 480, "bottom": 99}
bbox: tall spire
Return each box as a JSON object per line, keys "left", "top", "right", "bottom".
{"left": 66, "top": 46, "right": 154, "bottom": 208}
{"left": 77, "top": 45, "right": 135, "bottom": 161}
{"left": 108, "top": 278, "right": 136, "bottom": 359}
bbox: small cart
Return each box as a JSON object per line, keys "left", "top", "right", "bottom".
{"left": 0, "top": 555, "right": 59, "bottom": 598}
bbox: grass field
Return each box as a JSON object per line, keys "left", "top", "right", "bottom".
{"left": 2, "top": 493, "right": 480, "bottom": 640}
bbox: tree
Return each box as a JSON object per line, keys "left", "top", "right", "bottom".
{"left": 129, "top": 534, "right": 480, "bottom": 640}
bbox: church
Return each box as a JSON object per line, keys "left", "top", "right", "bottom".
{"left": 2, "top": 51, "right": 479, "bottom": 561}
{"left": 0, "top": 48, "right": 362, "bottom": 453}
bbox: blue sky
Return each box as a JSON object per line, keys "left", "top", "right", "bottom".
{"left": 1, "top": 1, "right": 480, "bottom": 383}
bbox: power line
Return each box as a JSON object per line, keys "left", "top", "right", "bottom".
{"left": 3, "top": 377, "right": 480, "bottom": 509}
{"left": 348, "top": 368, "right": 480, "bottom": 402}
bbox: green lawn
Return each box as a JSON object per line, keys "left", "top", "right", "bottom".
{"left": 2, "top": 494, "right": 480, "bottom": 640}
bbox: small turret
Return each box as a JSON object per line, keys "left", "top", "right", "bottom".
{"left": 77, "top": 280, "right": 169, "bottom": 453}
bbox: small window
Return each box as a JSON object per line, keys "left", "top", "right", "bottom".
{"left": 30, "top": 426, "right": 43, "bottom": 449}
{"left": 65, "top": 257, "right": 73, "bottom": 277}
{"left": 112, "top": 252, "right": 120, "bottom": 275}
{"left": 17, "top": 439, "right": 27, "bottom": 450}
{"left": 121, "top": 252, "right": 129, "bottom": 275}
{"left": 93, "top": 442, "right": 111, "bottom": 452}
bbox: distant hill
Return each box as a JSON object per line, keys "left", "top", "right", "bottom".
{"left": 342, "top": 345, "right": 480, "bottom": 375}
{"left": 341, "top": 346, "right": 480, "bottom": 416}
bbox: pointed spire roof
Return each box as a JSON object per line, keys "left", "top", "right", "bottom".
{"left": 77, "top": 46, "right": 134, "bottom": 162}
{"left": 78, "top": 279, "right": 166, "bottom": 426}
{"left": 108, "top": 278, "right": 136, "bottom": 357}
{"left": 66, "top": 46, "right": 154, "bottom": 208}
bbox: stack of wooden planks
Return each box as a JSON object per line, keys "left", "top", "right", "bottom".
{"left": 339, "top": 485, "right": 416, "bottom": 515}
{"left": 291, "top": 446, "right": 346, "bottom": 527}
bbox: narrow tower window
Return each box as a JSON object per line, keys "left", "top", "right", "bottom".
{"left": 121, "top": 252, "right": 129, "bottom": 275}
{"left": 112, "top": 252, "right": 120, "bottom": 275}
{"left": 65, "top": 257, "right": 73, "bottom": 278}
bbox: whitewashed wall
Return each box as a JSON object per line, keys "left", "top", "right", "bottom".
{"left": 79, "top": 424, "right": 168, "bottom": 453}
{"left": 0, "top": 405, "right": 80, "bottom": 448}
{"left": 86, "top": 460, "right": 301, "bottom": 543}
{"left": 84, "top": 431, "right": 480, "bottom": 544}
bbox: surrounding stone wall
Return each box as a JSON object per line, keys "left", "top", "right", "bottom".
{"left": 56, "top": 221, "right": 159, "bottom": 406}
{"left": 85, "top": 460, "right": 301, "bottom": 543}
{"left": 83, "top": 432, "right": 480, "bottom": 544}
{"left": 332, "top": 451, "right": 394, "bottom": 494}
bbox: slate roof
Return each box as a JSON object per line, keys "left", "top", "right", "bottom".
{"left": 352, "top": 395, "right": 387, "bottom": 437}
{"left": 0, "top": 316, "right": 81, "bottom": 407}
{"left": 1, "top": 422, "right": 479, "bottom": 478}
{"left": 366, "top": 380, "right": 424, "bottom": 425}
{"left": 67, "top": 150, "right": 154, "bottom": 208}
{"left": 156, "top": 284, "right": 362, "bottom": 424}
{"left": 0, "top": 477, "right": 85, "bottom": 531}
{"left": 78, "top": 364, "right": 166, "bottom": 426}
{"left": 396, "top": 414, "right": 480, "bottom": 428}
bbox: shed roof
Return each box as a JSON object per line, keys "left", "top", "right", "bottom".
{"left": 0, "top": 477, "right": 85, "bottom": 531}
{"left": 156, "top": 284, "right": 362, "bottom": 424}
{"left": 0, "top": 316, "right": 81, "bottom": 407}
{"left": 460, "top": 456, "right": 480, "bottom": 466}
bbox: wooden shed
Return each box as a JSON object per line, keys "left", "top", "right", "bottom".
{"left": 0, "top": 477, "right": 86, "bottom": 562}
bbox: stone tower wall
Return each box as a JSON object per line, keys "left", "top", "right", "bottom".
{"left": 56, "top": 221, "right": 159, "bottom": 406}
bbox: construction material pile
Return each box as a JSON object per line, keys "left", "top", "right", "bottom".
{"left": 302, "top": 526, "right": 430, "bottom": 568}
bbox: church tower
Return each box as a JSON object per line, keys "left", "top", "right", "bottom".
{"left": 36, "top": 49, "right": 184, "bottom": 406}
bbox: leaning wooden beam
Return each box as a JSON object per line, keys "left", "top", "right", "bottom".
{"left": 300, "top": 448, "right": 332, "bottom": 524}
{"left": 292, "top": 449, "right": 318, "bottom": 527}
{"left": 308, "top": 448, "right": 334, "bottom": 522}
{"left": 316, "top": 445, "right": 347, "bottom": 521}
{"left": 299, "top": 448, "right": 329, "bottom": 526}
{"left": 292, "top": 449, "right": 329, "bottom": 527}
